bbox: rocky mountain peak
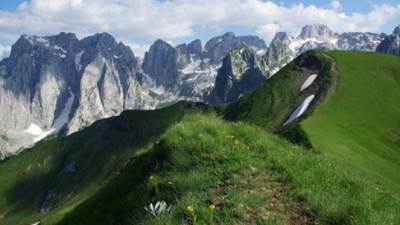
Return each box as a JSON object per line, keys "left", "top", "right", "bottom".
{"left": 82, "top": 32, "right": 116, "bottom": 46}
{"left": 204, "top": 32, "right": 267, "bottom": 63}
{"left": 153, "top": 39, "right": 174, "bottom": 48}
{"left": 187, "top": 39, "right": 202, "bottom": 55}
{"left": 80, "top": 32, "right": 120, "bottom": 53}
{"left": 393, "top": 25, "right": 400, "bottom": 35}
{"left": 142, "top": 39, "right": 178, "bottom": 87}
{"left": 209, "top": 45, "right": 267, "bottom": 103}
{"left": 272, "top": 32, "right": 294, "bottom": 42}
{"left": 79, "top": 32, "right": 137, "bottom": 68}
{"left": 298, "top": 24, "right": 336, "bottom": 40}
{"left": 222, "top": 32, "right": 236, "bottom": 39}
{"left": 376, "top": 26, "right": 400, "bottom": 57}
{"left": 49, "top": 32, "right": 78, "bottom": 44}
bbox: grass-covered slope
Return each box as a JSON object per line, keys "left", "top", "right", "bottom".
{"left": 301, "top": 51, "right": 400, "bottom": 190}
{"left": 224, "top": 51, "right": 400, "bottom": 191}
{"left": 224, "top": 51, "right": 335, "bottom": 132}
{"left": 0, "top": 102, "right": 204, "bottom": 225}
{"left": 45, "top": 114, "right": 400, "bottom": 225}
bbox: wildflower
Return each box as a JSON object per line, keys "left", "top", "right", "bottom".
{"left": 208, "top": 204, "right": 216, "bottom": 210}
{"left": 145, "top": 201, "right": 170, "bottom": 217}
{"left": 186, "top": 206, "right": 194, "bottom": 215}
{"left": 186, "top": 206, "right": 197, "bottom": 225}
{"left": 186, "top": 206, "right": 194, "bottom": 214}
{"left": 167, "top": 181, "right": 173, "bottom": 185}
{"left": 208, "top": 203, "right": 216, "bottom": 225}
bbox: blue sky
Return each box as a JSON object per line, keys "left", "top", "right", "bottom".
{"left": 0, "top": 0, "right": 399, "bottom": 58}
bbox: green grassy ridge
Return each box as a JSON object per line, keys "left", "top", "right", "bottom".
{"left": 301, "top": 51, "right": 400, "bottom": 191}
{"left": 224, "top": 50, "right": 400, "bottom": 191}
{"left": 55, "top": 114, "right": 400, "bottom": 225}
{"left": 0, "top": 138, "right": 65, "bottom": 223}
{"left": 224, "top": 51, "right": 335, "bottom": 135}
{"left": 0, "top": 101, "right": 206, "bottom": 225}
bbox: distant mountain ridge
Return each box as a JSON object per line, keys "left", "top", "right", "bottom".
{"left": 0, "top": 24, "right": 397, "bottom": 158}
{"left": 142, "top": 32, "right": 268, "bottom": 100}
{"left": 377, "top": 25, "right": 400, "bottom": 56}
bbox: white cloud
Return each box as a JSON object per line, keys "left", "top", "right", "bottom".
{"left": 256, "top": 24, "right": 280, "bottom": 41}
{"left": 0, "top": 45, "right": 11, "bottom": 60}
{"left": 0, "top": 0, "right": 399, "bottom": 50}
{"left": 331, "top": 0, "right": 342, "bottom": 11}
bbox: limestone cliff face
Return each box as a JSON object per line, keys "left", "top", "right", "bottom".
{"left": 209, "top": 46, "right": 268, "bottom": 103}
{"left": 0, "top": 33, "right": 158, "bottom": 157}
{"left": 142, "top": 32, "right": 268, "bottom": 101}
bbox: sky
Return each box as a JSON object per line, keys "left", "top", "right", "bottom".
{"left": 0, "top": 0, "right": 400, "bottom": 58}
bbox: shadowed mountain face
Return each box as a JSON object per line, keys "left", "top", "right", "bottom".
{"left": 377, "top": 25, "right": 400, "bottom": 57}
{"left": 0, "top": 24, "right": 395, "bottom": 157}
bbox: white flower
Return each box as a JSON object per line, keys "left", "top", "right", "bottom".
{"left": 144, "top": 201, "right": 170, "bottom": 216}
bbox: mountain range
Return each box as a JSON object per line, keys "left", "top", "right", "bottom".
{"left": 0, "top": 50, "right": 399, "bottom": 225}
{"left": 0, "top": 24, "right": 399, "bottom": 158}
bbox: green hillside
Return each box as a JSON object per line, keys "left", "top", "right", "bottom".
{"left": 55, "top": 114, "right": 400, "bottom": 225}
{"left": 301, "top": 51, "right": 400, "bottom": 190}
{"left": 0, "top": 102, "right": 205, "bottom": 225}
{"left": 225, "top": 51, "right": 400, "bottom": 191}
{"left": 0, "top": 51, "right": 399, "bottom": 225}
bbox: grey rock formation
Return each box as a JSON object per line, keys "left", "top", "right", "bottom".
{"left": 298, "top": 24, "right": 336, "bottom": 41}
{"left": 142, "top": 32, "right": 268, "bottom": 101}
{"left": 260, "top": 25, "right": 385, "bottom": 78}
{"left": 0, "top": 32, "right": 160, "bottom": 158}
{"left": 209, "top": 46, "right": 268, "bottom": 103}
{"left": 376, "top": 25, "right": 400, "bottom": 57}
{"left": 204, "top": 32, "right": 267, "bottom": 63}
{"left": 142, "top": 40, "right": 178, "bottom": 88}
{"left": 264, "top": 32, "right": 295, "bottom": 74}
{"left": 337, "top": 32, "right": 386, "bottom": 51}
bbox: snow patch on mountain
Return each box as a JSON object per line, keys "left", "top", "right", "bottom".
{"left": 24, "top": 124, "right": 54, "bottom": 143}
{"left": 180, "top": 57, "right": 202, "bottom": 74}
{"left": 289, "top": 37, "right": 338, "bottom": 52}
{"left": 53, "top": 45, "right": 67, "bottom": 54}
{"left": 300, "top": 74, "right": 318, "bottom": 91}
{"left": 25, "top": 124, "right": 43, "bottom": 136}
{"left": 284, "top": 95, "right": 315, "bottom": 126}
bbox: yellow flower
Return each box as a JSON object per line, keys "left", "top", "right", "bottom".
{"left": 149, "top": 176, "right": 155, "bottom": 181}
{"left": 208, "top": 204, "right": 216, "bottom": 210}
{"left": 186, "top": 206, "right": 194, "bottom": 214}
